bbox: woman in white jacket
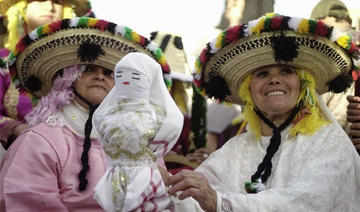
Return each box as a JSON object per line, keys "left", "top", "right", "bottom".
{"left": 163, "top": 14, "right": 360, "bottom": 212}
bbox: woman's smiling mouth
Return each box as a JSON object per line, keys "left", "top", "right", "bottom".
{"left": 265, "top": 90, "right": 286, "bottom": 96}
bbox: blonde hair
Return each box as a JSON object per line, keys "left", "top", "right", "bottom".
{"left": 5, "top": 0, "right": 75, "bottom": 51}
{"left": 238, "top": 69, "right": 329, "bottom": 139}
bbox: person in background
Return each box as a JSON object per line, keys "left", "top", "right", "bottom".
{"left": 217, "top": 0, "right": 274, "bottom": 30}
{"left": 162, "top": 14, "right": 360, "bottom": 211}
{"left": 0, "top": 17, "right": 172, "bottom": 211}
{"left": 188, "top": 0, "right": 275, "bottom": 165}
{"left": 311, "top": 0, "right": 360, "bottom": 135}
{"left": 0, "top": 0, "right": 92, "bottom": 150}
{"left": 347, "top": 13, "right": 360, "bottom": 151}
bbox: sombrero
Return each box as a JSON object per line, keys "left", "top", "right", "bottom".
{"left": 150, "top": 31, "right": 193, "bottom": 82}
{"left": 8, "top": 17, "right": 171, "bottom": 97}
{"left": 194, "top": 13, "right": 360, "bottom": 105}
{"left": 0, "top": 0, "right": 92, "bottom": 16}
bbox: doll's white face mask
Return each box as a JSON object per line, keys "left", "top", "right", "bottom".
{"left": 114, "top": 67, "right": 150, "bottom": 100}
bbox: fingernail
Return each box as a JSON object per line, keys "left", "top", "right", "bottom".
{"left": 167, "top": 187, "right": 173, "bottom": 195}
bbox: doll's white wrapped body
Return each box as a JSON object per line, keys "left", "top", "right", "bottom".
{"left": 93, "top": 53, "right": 183, "bottom": 212}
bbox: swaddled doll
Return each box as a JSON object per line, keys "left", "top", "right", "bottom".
{"left": 92, "top": 52, "right": 183, "bottom": 212}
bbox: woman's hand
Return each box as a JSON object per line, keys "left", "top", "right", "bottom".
{"left": 165, "top": 169, "right": 217, "bottom": 212}
{"left": 12, "top": 123, "right": 29, "bottom": 138}
{"left": 347, "top": 95, "right": 360, "bottom": 150}
{"left": 158, "top": 165, "right": 171, "bottom": 183}
{"left": 187, "top": 148, "right": 211, "bottom": 164}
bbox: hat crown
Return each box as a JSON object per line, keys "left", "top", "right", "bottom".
{"left": 310, "top": 0, "right": 350, "bottom": 20}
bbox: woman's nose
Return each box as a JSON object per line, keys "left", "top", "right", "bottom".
{"left": 269, "top": 75, "right": 281, "bottom": 84}
{"left": 94, "top": 69, "right": 106, "bottom": 80}
{"left": 44, "top": 0, "right": 56, "bottom": 11}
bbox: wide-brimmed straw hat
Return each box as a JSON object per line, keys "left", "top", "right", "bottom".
{"left": 194, "top": 13, "right": 360, "bottom": 105}
{"left": 8, "top": 17, "right": 171, "bottom": 97}
{"left": 0, "top": 0, "right": 92, "bottom": 16}
{"left": 150, "top": 31, "right": 193, "bottom": 82}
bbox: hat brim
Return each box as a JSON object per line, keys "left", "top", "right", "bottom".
{"left": 203, "top": 31, "right": 352, "bottom": 104}
{"left": 10, "top": 18, "right": 171, "bottom": 97}
{"left": 15, "top": 28, "right": 153, "bottom": 97}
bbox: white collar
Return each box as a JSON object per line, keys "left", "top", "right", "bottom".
{"left": 51, "top": 100, "right": 98, "bottom": 139}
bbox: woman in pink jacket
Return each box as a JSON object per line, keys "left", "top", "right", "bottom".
{"left": 0, "top": 17, "right": 172, "bottom": 211}
{"left": 0, "top": 0, "right": 93, "bottom": 149}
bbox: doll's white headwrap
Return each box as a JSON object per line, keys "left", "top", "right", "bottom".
{"left": 93, "top": 53, "right": 183, "bottom": 211}
{"left": 94, "top": 52, "right": 183, "bottom": 156}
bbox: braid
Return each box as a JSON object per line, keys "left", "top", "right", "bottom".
{"left": 78, "top": 105, "right": 97, "bottom": 191}
{"left": 251, "top": 102, "right": 302, "bottom": 183}
{"left": 73, "top": 88, "right": 99, "bottom": 191}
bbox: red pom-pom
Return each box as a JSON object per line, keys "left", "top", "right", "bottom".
{"left": 139, "top": 35, "right": 146, "bottom": 46}
{"left": 349, "top": 42, "right": 359, "bottom": 53}
{"left": 315, "top": 21, "right": 328, "bottom": 36}
{"left": 161, "top": 63, "right": 170, "bottom": 73}
{"left": 194, "top": 78, "right": 202, "bottom": 87}
{"left": 271, "top": 16, "right": 283, "bottom": 30}
{"left": 199, "top": 49, "right": 209, "bottom": 64}
{"left": 49, "top": 20, "right": 62, "bottom": 32}
{"left": 15, "top": 38, "right": 26, "bottom": 52}
{"left": 95, "top": 20, "right": 108, "bottom": 31}
{"left": 225, "top": 25, "right": 240, "bottom": 43}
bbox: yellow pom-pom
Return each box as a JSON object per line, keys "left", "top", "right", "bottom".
{"left": 337, "top": 35, "right": 351, "bottom": 49}
{"left": 158, "top": 55, "right": 166, "bottom": 65}
{"left": 88, "top": 18, "right": 97, "bottom": 27}
{"left": 265, "top": 13, "right": 276, "bottom": 18}
{"left": 214, "top": 33, "right": 224, "bottom": 49}
{"left": 298, "top": 19, "right": 309, "bottom": 34}
{"left": 42, "top": 25, "right": 51, "bottom": 34}
{"left": 131, "top": 32, "right": 141, "bottom": 43}
{"left": 251, "top": 18, "right": 265, "bottom": 34}
{"left": 195, "top": 61, "right": 202, "bottom": 74}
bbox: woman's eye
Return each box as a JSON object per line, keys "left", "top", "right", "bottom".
{"left": 103, "top": 69, "right": 114, "bottom": 78}
{"left": 281, "top": 68, "right": 294, "bottom": 75}
{"left": 84, "top": 66, "right": 95, "bottom": 73}
{"left": 255, "top": 71, "right": 268, "bottom": 78}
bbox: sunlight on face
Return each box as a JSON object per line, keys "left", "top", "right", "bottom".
{"left": 25, "top": 0, "right": 64, "bottom": 32}
{"left": 249, "top": 65, "right": 300, "bottom": 119}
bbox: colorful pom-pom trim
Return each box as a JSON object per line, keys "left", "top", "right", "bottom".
{"left": 194, "top": 13, "right": 360, "bottom": 94}
{"left": 9, "top": 17, "right": 172, "bottom": 91}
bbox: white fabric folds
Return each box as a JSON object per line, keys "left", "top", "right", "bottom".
{"left": 93, "top": 52, "right": 183, "bottom": 211}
